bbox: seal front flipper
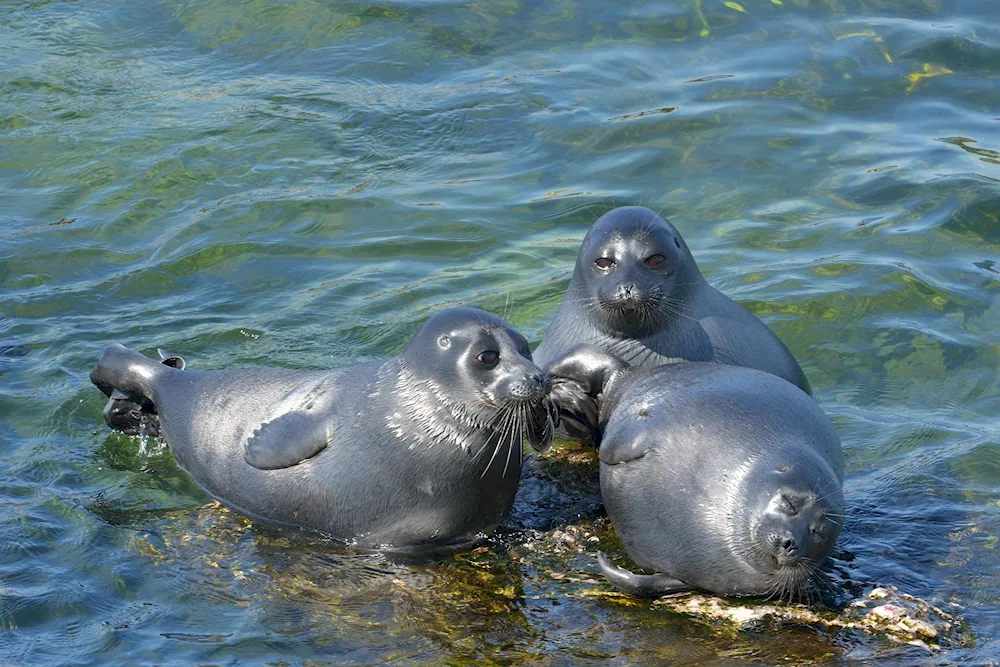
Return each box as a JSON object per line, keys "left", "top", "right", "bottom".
{"left": 548, "top": 377, "right": 600, "bottom": 445}
{"left": 244, "top": 412, "right": 332, "bottom": 470}
{"left": 599, "top": 428, "right": 654, "bottom": 466}
{"left": 545, "top": 344, "right": 628, "bottom": 445}
{"left": 597, "top": 552, "right": 690, "bottom": 598}
{"left": 545, "top": 344, "right": 627, "bottom": 397}
{"left": 523, "top": 399, "right": 556, "bottom": 453}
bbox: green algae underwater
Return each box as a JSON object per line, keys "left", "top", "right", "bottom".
{"left": 3, "top": 0, "right": 1000, "bottom": 663}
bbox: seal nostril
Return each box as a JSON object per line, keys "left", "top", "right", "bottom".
{"left": 781, "top": 537, "right": 794, "bottom": 552}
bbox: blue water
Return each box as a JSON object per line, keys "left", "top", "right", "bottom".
{"left": 2, "top": 0, "right": 1000, "bottom": 663}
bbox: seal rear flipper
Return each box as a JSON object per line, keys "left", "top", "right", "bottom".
{"left": 244, "top": 412, "right": 331, "bottom": 470}
{"left": 156, "top": 349, "right": 186, "bottom": 370}
{"left": 597, "top": 552, "right": 690, "bottom": 598}
{"left": 103, "top": 389, "right": 160, "bottom": 437}
{"left": 91, "top": 343, "right": 179, "bottom": 401}
{"left": 100, "top": 352, "right": 187, "bottom": 436}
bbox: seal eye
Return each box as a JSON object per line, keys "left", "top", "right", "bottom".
{"left": 438, "top": 335, "right": 451, "bottom": 349}
{"left": 643, "top": 254, "right": 666, "bottom": 268}
{"left": 477, "top": 350, "right": 500, "bottom": 367}
{"left": 594, "top": 257, "right": 616, "bottom": 270}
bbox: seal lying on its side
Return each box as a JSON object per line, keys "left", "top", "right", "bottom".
{"left": 91, "top": 308, "right": 555, "bottom": 554}
{"left": 548, "top": 345, "right": 844, "bottom": 598}
{"left": 532, "top": 206, "right": 810, "bottom": 398}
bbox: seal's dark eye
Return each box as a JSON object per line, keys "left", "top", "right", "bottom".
{"left": 594, "top": 257, "right": 615, "bottom": 270}
{"left": 477, "top": 350, "right": 500, "bottom": 366}
{"left": 644, "top": 254, "right": 666, "bottom": 268}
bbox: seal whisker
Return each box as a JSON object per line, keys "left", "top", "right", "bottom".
{"left": 501, "top": 406, "right": 520, "bottom": 479}
{"left": 481, "top": 406, "right": 516, "bottom": 478}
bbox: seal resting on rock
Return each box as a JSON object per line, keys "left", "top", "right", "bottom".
{"left": 532, "top": 206, "right": 810, "bottom": 398}
{"left": 548, "top": 344, "right": 844, "bottom": 598}
{"left": 91, "top": 308, "right": 555, "bottom": 554}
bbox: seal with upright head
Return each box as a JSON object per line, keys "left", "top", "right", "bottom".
{"left": 91, "top": 308, "right": 555, "bottom": 554}
{"left": 548, "top": 344, "right": 844, "bottom": 598}
{"left": 532, "top": 206, "right": 810, "bottom": 396}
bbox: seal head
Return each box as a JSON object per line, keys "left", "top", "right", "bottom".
{"left": 532, "top": 206, "right": 811, "bottom": 397}
{"left": 396, "top": 307, "right": 554, "bottom": 456}
{"left": 715, "top": 450, "right": 844, "bottom": 598}
{"left": 576, "top": 206, "right": 694, "bottom": 338}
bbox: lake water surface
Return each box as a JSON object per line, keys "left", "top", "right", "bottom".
{"left": 3, "top": 0, "right": 1000, "bottom": 663}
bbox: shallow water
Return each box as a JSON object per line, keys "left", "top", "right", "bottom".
{"left": 2, "top": 0, "right": 1000, "bottom": 663}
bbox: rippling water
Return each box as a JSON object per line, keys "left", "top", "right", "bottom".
{"left": 3, "top": 0, "right": 1000, "bottom": 663}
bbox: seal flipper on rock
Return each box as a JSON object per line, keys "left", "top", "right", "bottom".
{"left": 597, "top": 552, "right": 691, "bottom": 598}
{"left": 244, "top": 412, "right": 332, "bottom": 470}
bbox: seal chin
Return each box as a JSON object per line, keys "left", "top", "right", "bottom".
{"left": 597, "top": 293, "right": 664, "bottom": 336}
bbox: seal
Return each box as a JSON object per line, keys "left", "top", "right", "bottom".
{"left": 548, "top": 344, "right": 844, "bottom": 598}
{"left": 91, "top": 308, "right": 555, "bottom": 554}
{"left": 532, "top": 206, "right": 811, "bottom": 395}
